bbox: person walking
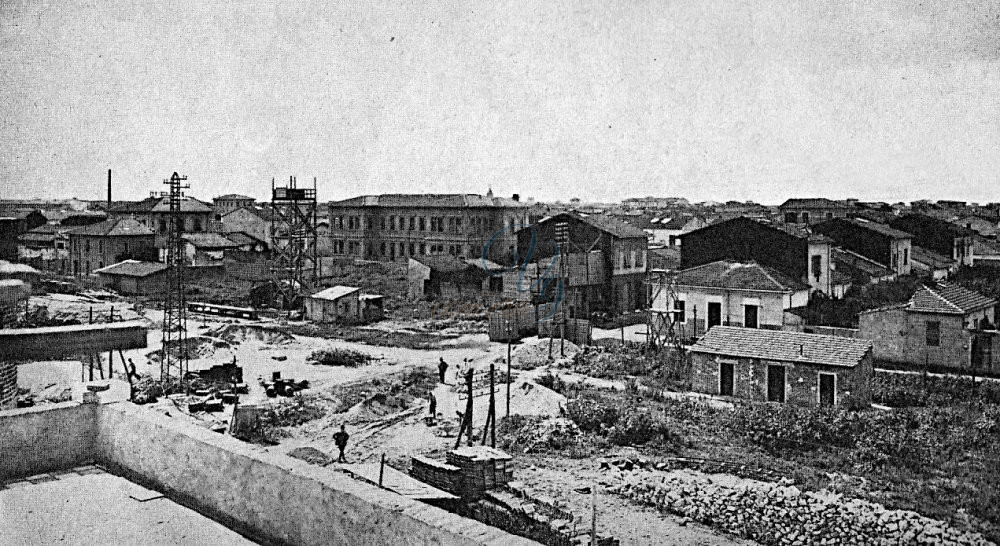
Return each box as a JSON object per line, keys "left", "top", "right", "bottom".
{"left": 333, "top": 424, "right": 350, "bottom": 463}
{"left": 438, "top": 357, "right": 448, "bottom": 384}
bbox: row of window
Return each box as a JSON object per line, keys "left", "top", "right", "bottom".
{"left": 331, "top": 214, "right": 499, "bottom": 234}
{"left": 73, "top": 239, "right": 130, "bottom": 255}
{"left": 332, "top": 240, "right": 472, "bottom": 258}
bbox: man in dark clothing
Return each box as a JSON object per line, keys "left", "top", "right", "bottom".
{"left": 428, "top": 392, "right": 437, "bottom": 417}
{"left": 333, "top": 424, "right": 349, "bottom": 463}
{"left": 438, "top": 357, "right": 448, "bottom": 384}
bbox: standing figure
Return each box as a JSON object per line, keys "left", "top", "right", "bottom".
{"left": 438, "top": 357, "right": 448, "bottom": 384}
{"left": 333, "top": 424, "right": 350, "bottom": 463}
{"left": 428, "top": 391, "right": 437, "bottom": 417}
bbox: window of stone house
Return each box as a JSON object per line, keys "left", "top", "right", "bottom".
{"left": 409, "top": 217, "right": 415, "bottom": 230}
{"left": 419, "top": 243, "right": 426, "bottom": 255}
{"left": 410, "top": 243, "right": 416, "bottom": 255}
{"left": 85, "top": 240, "right": 90, "bottom": 253}
{"left": 903, "top": 248, "right": 908, "bottom": 265}
{"left": 419, "top": 218, "right": 426, "bottom": 231}
{"left": 380, "top": 242, "right": 386, "bottom": 256}
{"left": 926, "top": 320, "right": 941, "bottom": 346}
{"left": 380, "top": 217, "right": 386, "bottom": 230}
{"left": 438, "top": 217, "right": 445, "bottom": 232}
{"left": 801, "top": 212, "right": 810, "bottom": 223}
{"left": 673, "top": 299, "right": 686, "bottom": 323}
{"left": 194, "top": 220, "right": 202, "bottom": 232}
{"left": 456, "top": 218, "right": 462, "bottom": 231}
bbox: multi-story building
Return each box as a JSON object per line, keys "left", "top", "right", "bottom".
{"left": 212, "top": 194, "right": 256, "bottom": 218}
{"left": 889, "top": 214, "right": 975, "bottom": 267}
{"left": 813, "top": 218, "right": 913, "bottom": 276}
{"left": 779, "top": 198, "right": 853, "bottom": 225}
{"left": 68, "top": 218, "right": 156, "bottom": 276}
{"left": 108, "top": 195, "right": 215, "bottom": 248}
{"left": 326, "top": 191, "right": 529, "bottom": 263}
{"left": 680, "top": 217, "right": 834, "bottom": 297}
{"left": 514, "top": 212, "right": 649, "bottom": 315}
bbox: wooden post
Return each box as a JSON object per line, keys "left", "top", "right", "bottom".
{"left": 465, "top": 369, "right": 474, "bottom": 447}
{"left": 379, "top": 453, "right": 386, "bottom": 488}
{"left": 621, "top": 322, "right": 625, "bottom": 345}
{"left": 89, "top": 306, "right": 93, "bottom": 324}
{"left": 506, "top": 338, "right": 512, "bottom": 418}
{"left": 591, "top": 485, "right": 597, "bottom": 545}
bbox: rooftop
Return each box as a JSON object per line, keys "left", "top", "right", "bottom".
{"left": 690, "top": 326, "right": 873, "bottom": 368}
{"left": 109, "top": 196, "right": 213, "bottom": 214}
{"left": 182, "top": 232, "right": 239, "bottom": 249}
{"left": 330, "top": 194, "right": 528, "bottom": 209}
{"left": 1, "top": 469, "right": 253, "bottom": 545}
{"left": 214, "top": 194, "right": 255, "bottom": 201}
{"left": 93, "top": 260, "right": 169, "bottom": 278}
{"left": 908, "top": 283, "right": 996, "bottom": 315}
{"left": 910, "top": 245, "right": 956, "bottom": 269}
{"left": 674, "top": 260, "right": 809, "bottom": 293}
{"left": 779, "top": 198, "right": 853, "bottom": 210}
{"left": 308, "top": 285, "right": 361, "bottom": 301}
{"left": 842, "top": 218, "right": 913, "bottom": 239}
{"left": 68, "top": 217, "right": 155, "bottom": 237}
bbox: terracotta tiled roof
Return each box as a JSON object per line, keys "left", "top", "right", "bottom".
{"left": 690, "top": 326, "right": 872, "bottom": 368}
{"left": 68, "top": 218, "right": 154, "bottom": 237}
{"left": 908, "top": 283, "right": 996, "bottom": 315}
{"left": 844, "top": 218, "right": 913, "bottom": 239}
{"left": 675, "top": 260, "right": 809, "bottom": 292}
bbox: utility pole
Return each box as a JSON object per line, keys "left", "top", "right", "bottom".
{"left": 161, "top": 172, "right": 190, "bottom": 386}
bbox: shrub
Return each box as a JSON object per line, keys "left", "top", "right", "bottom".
{"left": 307, "top": 348, "right": 372, "bottom": 367}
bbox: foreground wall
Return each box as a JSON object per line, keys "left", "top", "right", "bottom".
{"left": 96, "top": 403, "right": 529, "bottom": 546}
{"left": 2, "top": 402, "right": 532, "bottom": 546}
{"left": 0, "top": 402, "right": 97, "bottom": 478}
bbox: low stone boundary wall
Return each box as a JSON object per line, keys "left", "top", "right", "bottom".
{"left": 611, "top": 471, "right": 990, "bottom": 545}
{"left": 0, "top": 402, "right": 97, "bottom": 478}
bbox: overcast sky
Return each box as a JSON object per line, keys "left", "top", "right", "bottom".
{"left": 2, "top": 0, "right": 999, "bottom": 205}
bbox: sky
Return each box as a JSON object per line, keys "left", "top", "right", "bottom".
{"left": 2, "top": 0, "right": 999, "bottom": 205}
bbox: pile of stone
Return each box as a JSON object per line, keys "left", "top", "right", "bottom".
{"left": 609, "top": 471, "right": 991, "bottom": 545}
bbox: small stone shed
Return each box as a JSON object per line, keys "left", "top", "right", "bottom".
{"left": 304, "top": 285, "right": 360, "bottom": 323}
{"left": 689, "top": 326, "right": 873, "bottom": 408}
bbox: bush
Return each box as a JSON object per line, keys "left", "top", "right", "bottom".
{"left": 307, "top": 348, "right": 372, "bottom": 367}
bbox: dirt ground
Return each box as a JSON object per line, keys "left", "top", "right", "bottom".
{"left": 14, "top": 293, "right": 753, "bottom": 545}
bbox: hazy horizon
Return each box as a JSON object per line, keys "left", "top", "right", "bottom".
{"left": 3, "top": 1, "right": 999, "bottom": 205}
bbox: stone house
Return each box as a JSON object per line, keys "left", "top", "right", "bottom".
{"left": 407, "top": 255, "right": 503, "bottom": 301}
{"left": 108, "top": 195, "right": 215, "bottom": 249}
{"left": 779, "top": 198, "right": 853, "bottom": 225}
{"left": 17, "top": 224, "right": 72, "bottom": 274}
{"left": 650, "top": 260, "right": 810, "bottom": 339}
{"left": 680, "top": 217, "right": 834, "bottom": 297}
{"left": 327, "top": 191, "right": 530, "bottom": 263}
{"left": 94, "top": 260, "right": 169, "bottom": 296}
{"left": 858, "top": 283, "right": 999, "bottom": 373}
{"left": 813, "top": 218, "right": 912, "bottom": 276}
{"left": 889, "top": 214, "right": 975, "bottom": 267}
{"left": 303, "top": 285, "right": 360, "bottom": 323}
{"left": 179, "top": 233, "right": 239, "bottom": 267}
{"left": 219, "top": 207, "right": 272, "bottom": 247}
{"left": 689, "top": 326, "right": 874, "bottom": 408}
{"left": 68, "top": 218, "right": 156, "bottom": 276}
{"left": 910, "top": 246, "right": 956, "bottom": 280}
{"left": 515, "top": 212, "right": 649, "bottom": 316}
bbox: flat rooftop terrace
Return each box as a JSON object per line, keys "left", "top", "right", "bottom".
{"left": 1, "top": 466, "right": 254, "bottom": 545}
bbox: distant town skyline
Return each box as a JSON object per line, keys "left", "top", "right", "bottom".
{"left": 3, "top": 1, "right": 999, "bottom": 205}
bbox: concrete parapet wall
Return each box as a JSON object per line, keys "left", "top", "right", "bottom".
{"left": 0, "top": 402, "right": 97, "bottom": 478}
{"left": 95, "top": 403, "right": 533, "bottom": 546}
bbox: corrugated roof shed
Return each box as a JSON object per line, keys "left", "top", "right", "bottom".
{"left": 690, "top": 326, "right": 872, "bottom": 368}
{"left": 675, "top": 260, "right": 809, "bottom": 292}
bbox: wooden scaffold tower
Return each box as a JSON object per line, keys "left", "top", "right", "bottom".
{"left": 269, "top": 176, "right": 319, "bottom": 310}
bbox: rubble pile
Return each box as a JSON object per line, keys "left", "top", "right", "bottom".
{"left": 510, "top": 337, "right": 581, "bottom": 370}
{"left": 608, "top": 469, "right": 991, "bottom": 545}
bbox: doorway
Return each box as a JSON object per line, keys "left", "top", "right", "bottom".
{"left": 818, "top": 373, "right": 835, "bottom": 406}
{"left": 719, "top": 362, "right": 735, "bottom": 397}
{"left": 767, "top": 365, "right": 786, "bottom": 403}
{"left": 707, "top": 302, "right": 722, "bottom": 331}
{"left": 744, "top": 304, "right": 759, "bottom": 328}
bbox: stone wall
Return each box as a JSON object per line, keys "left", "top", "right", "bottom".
{"left": 690, "top": 353, "right": 872, "bottom": 408}
{"left": 612, "top": 470, "right": 990, "bottom": 546}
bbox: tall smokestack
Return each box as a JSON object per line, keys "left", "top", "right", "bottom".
{"left": 107, "top": 169, "right": 112, "bottom": 206}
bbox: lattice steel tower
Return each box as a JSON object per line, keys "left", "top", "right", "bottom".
{"left": 270, "top": 176, "right": 319, "bottom": 309}
{"left": 161, "top": 172, "right": 190, "bottom": 383}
